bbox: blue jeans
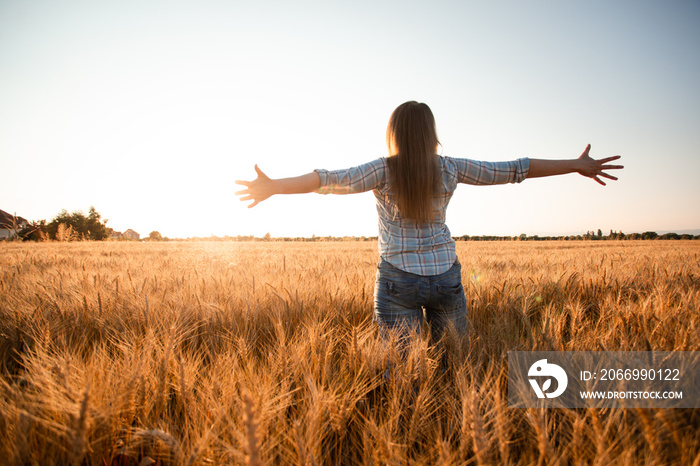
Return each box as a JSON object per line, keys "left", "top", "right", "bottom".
{"left": 373, "top": 258, "right": 468, "bottom": 345}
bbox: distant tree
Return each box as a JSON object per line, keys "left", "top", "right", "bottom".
{"left": 597, "top": 229, "right": 603, "bottom": 238}
{"left": 47, "top": 206, "right": 109, "bottom": 241}
{"left": 47, "top": 210, "right": 70, "bottom": 239}
{"left": 641, "top": 231, "right": 658, "bottom": 240}
{"left": 86, "top": 206, "right": 109, "bottom": 240}
{"left": 148, "top": 231, "right": 164, "bottom": 241}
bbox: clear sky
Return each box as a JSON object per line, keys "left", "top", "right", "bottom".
{"left": 1, "top": 0, "right": 699, "bottom": 239}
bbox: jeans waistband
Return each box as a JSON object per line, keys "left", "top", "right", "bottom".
{"left": 378, "top": 257, "right": 461, "bottom": 276}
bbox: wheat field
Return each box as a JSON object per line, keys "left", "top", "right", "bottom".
{"left": 0, "top": 240, "right": 698, "bottom": 465}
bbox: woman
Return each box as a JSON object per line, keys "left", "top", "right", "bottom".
{"left": 235, "top": 101, "right": 623, "bottom": 346}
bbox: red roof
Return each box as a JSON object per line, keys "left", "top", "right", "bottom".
{"left": 0, "top": 209, "right": 28, "bottom": 228}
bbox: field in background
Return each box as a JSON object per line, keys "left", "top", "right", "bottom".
{"left": 0, "top": 240, "right": 698, "bottom": 465}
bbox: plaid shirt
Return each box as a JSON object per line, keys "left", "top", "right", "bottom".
{"left": 315, "top": 156, "right": 530, "bottom": 276}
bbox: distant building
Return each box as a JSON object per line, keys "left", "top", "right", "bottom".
{"left": 0, "top": 209, "right": 28, "bottom": 239}
{"left": 109, "top": 228, "right": 141, "bottom": 240}
{"left": 109, "top": 228, "right": 141, "bottom": 241}
{"left": 108, "top": 228, "right": 123, "bottom": 240}
{"left": 123, "top": 229, "right": 140, "bottom": 240}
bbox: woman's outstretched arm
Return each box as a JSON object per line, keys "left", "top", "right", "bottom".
{"left": 528, "top": 144, "right": 623, "bottom": 185}
{"left": 235, "top": 165, "right": 321, "bottom": 208}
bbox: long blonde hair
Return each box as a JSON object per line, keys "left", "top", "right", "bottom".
{"left": 385, "top": 101, "right": 440, "bottom": 224}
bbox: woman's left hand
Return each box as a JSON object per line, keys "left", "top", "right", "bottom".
{"left": 576, "top": 144, "right": 624, "bottom": 186}
{"left": 235, "top": 165, "right": 275, "bottom": 208}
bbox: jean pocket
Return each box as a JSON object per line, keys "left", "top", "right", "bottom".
{"left": 383, "top": 280, "right": 420, "bottom": 308}
{"left": 436, "top": 282, "right": 465, "bottom": 311}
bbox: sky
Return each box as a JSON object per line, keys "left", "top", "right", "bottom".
{"left": 1, "top": 0, "right": 699, "bottom": 239}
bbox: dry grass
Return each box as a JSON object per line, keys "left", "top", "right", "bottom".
{"left": 0, "top": 240, "right": 698, "bottom": 465}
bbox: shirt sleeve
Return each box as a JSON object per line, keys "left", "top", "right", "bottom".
{"left": 453, "top": 157, "right": 530, "bottom": 185}
{"left": 314, "top": 158, "right": 387, "bottom": 194}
